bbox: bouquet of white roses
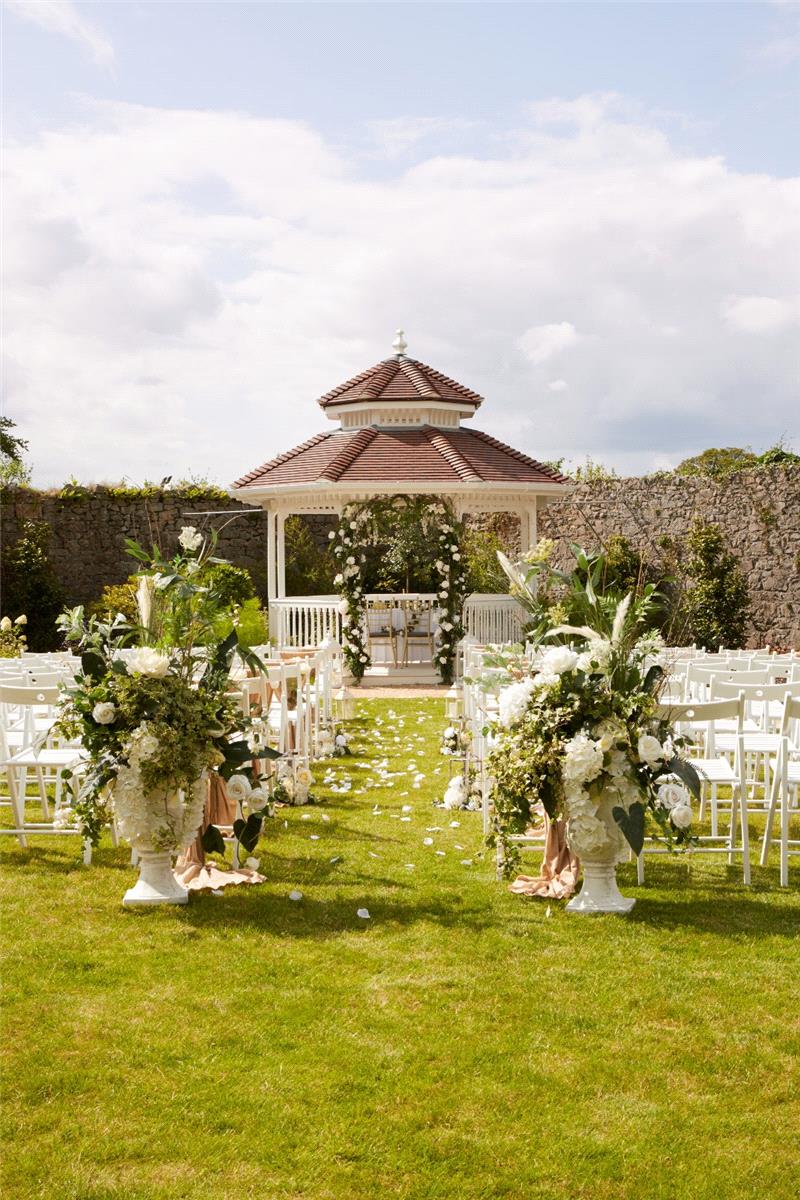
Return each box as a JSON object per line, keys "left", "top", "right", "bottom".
{"left": 489, "top": 552, "right": 700, "bottom": 874}
{"left": 57, "top": 529, "right": 278, "bottom": 853}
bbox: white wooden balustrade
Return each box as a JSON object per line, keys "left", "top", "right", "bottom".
{"left": 269, "top": 593, "right": 526, "bottom": 651}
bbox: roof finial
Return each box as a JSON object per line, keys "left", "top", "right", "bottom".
{"left": 392, "top": 328, "right": 408, "bottom": 358}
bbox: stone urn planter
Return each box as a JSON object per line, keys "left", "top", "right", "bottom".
{"left": 565, "top": 796, "right": 636, "bottom": 915}
{"left": 119, "top": 777, "right": 207, "bottom": 909}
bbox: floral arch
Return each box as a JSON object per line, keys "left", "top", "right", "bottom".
{"left": 330, "top": 495, "right": 468, "bottom": 684}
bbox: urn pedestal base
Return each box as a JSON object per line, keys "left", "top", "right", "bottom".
{"left": 566, "top": 859, "right": 636, "bottom": 915}
{"left": 123, "top": 849, "right": 189, "bottom": 907}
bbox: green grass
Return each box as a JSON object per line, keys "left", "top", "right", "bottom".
{"left": 2, "top": 697, "right": 799, "bottom": 1200}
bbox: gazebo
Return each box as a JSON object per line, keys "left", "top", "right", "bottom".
{"left": 233, "top": 332, "right": 568, "bottom": 670}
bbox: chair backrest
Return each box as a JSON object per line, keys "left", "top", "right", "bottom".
{"left": 0, "top": 684, "right": 62, "bottom": 707}
{"left": 710, "top": 679, "right": 800, "bottom": 703}
{"left": 657, "top": 694, "right": 744, "bottom": 756}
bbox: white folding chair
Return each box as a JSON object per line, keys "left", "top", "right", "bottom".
{"left": 760, "top": 695, "right": 800, "bottom": 885}
{"left": 641, "top": 696, "right": 751, "bottom": 883}
{"left": 0, "top": 684, "right": 90, "bottom": 857}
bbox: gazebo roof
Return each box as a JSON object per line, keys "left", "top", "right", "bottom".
{"left": 234, "top": 331, "right": 568, "bottom": 500}
{"left": 317, "top": 355, "right": 483, "bottom": 411}
{"left": 233, "top": 425, "right": 567, "bottom": 490}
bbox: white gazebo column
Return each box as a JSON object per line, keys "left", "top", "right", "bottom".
{"left": 267, "top": 510, "right": 277, "bottom": 601}
{"left": 277, "top": 512, "right": 287, "bottom": 599}
{"left": 520, "top": 502, "right": 538, "bottom": 553}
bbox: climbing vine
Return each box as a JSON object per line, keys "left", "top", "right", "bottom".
{"left": 330, "top": 496, "right": 468, "bottom": 684}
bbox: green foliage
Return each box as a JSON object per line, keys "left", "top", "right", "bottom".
{"left": 201, "top": 560, "right": 255, "bottom": 608}
{"left": 500, "top": 540, "right": 665, "bottom": 650}
{"left": 683, "top": 521, "right": 749, "bottom": 650}
{"left": 0, "top": 418, "right": 32, "bottom": 487}
{"left": 461, "top": 524, "right": 509, "bottom": 594}
{"left": 675, "top": 442, "right": 799, "bottom": 479}
{"left": 212, "top": 596, "right": 269, "bottom": 649}
{"left": 284, "top": 516, "right": 336, "bottom": 597}
{"left": 756, "top": 442, "right": 800, "bottom": 467}
{"left": 90, "top": 577, "right": 140, "bottom": 623}
{"left": 1, "top": 520, "right": 65, "bottom": 651}
{"left": 568, "top": 456, "right": 618, "bottom": 482}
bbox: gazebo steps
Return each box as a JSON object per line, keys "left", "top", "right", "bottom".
{"left": 359, "top": 663, "right": 443, "bottom": 687}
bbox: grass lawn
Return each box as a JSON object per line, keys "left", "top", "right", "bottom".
{"left": 2, "top": 696, "right": 799, "bottom": 1200}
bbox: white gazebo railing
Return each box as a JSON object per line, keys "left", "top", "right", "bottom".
{"left": 269, "top": 597, "right": 343, "bottom": 649}
{"left": 462, "top": 595, "right": 527, "bottom": 645}
{"left": 269, "top": 593, "right": 526, "bottom": 652}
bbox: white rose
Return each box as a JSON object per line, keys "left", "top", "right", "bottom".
{"left": 657, "top": 782, "right": 689, "bottom": 811}
{"left": 0, "top": 617, "right": 11, "bottom": 632}
{"left": 248, "top": 786, "right": 270, "bottom": 808}
{"left": 295, "top": 766, "right": 314, "bottom": 788}
{"left": 226, "top": 774, "right": 252, "bottom": 803}
{"left": 638, "top": 734, "right": 665, "bottom": 767}
{"left": 540, "top": 646, "right": 578, "bottom": 675}
{"left": 127, "top": 647, "right": 171, "bottom": 677}
{"left": 452, "top": 553, "right": 461, "bottom": 561}
{"left": 350, "top": 521, "right": 357, "bottom": 530}
{"left": 328, "top": 530, "right": 336, "bottom": 539}
{"left": 178, "top": 525, "right": 203, "bottom": 552}
{"left": 92, "top": 701, "right": 116, "bottom": 725}
{"left": 670, "top": 803, "right": 693, "bottom": 829}
{"left": 337, "top": 599, "right": 349, "bottom": 615}
{"left": 335, "top": 734, "right": 347, "bottom": 747}
{"left": 334, "top": 574, "right": 344, "bottom": 586}
{"left": 346, "top": 556, "right": 355, "bottom": 566}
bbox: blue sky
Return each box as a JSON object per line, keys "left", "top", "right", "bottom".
{"left": 3, "top": 2, "right": 799, "bottom": 484}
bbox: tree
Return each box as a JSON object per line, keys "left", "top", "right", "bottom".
{"left": 0, "top": 417, "right": 31, "bottom": 486}
{"left": 683, "top": 521, "right": 749, "bottom": 650}
{"left": 1, "top": 520, "right": 66, "bottom": 650}
{"left": 675, "top": 447, "right": 758, "bottom": 479}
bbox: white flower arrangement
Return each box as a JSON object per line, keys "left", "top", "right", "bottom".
{"left": 488, "top": 578, "right": 701, "bottom": 873}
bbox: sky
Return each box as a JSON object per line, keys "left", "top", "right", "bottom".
{"left": 2, "top": 0, "right": 799, "bottom": 487}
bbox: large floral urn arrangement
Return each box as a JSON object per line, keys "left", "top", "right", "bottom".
{"left": 489, "top": 544, "right": 700, "bottom": 914}
{"left": 57, "top": 529, "right": 277, "bottom": 907}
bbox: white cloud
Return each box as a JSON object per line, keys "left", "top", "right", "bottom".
{"left": 366, "top": 116, "right": 477, "bottom": 159}
{"left": 4, "top": 0, "right": 113, "bottom": 66}
{"left": 723, "top": 295, "right": 800, "bottom": 334}
{"left": 519, "top": 323, "right": 580, "bottom": 366}
{"left": 548, "top": 380, "right": 569, "bottom": 393}
{"left": 3, "top": 96, "right": 799, "bottom": 487}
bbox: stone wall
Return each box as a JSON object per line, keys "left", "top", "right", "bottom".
{"left": 538, "top": 466, "right": 800, "bottom": 647}
{"left": 2, "top": 468, "right": 798, "bottom": 644}
{"left": 0, "top": 489, "right": 272, "bottom": 607}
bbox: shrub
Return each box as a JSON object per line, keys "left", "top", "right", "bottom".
{"left": 90, "top": 578, "right": 140, "bottom": 623}
{"left": 212, "top": 597, "right": 269, "bottom": 649}
{"left": 683, "top": 521, "right": 749, "bottom": 650}
{"left": 284, "top": 516, "right": 336, "bottom": 596}
{"left": 202, "top": 561, "right": 255, "bottom": 608}
{"left": 1, "top": 520, "right": 65, "bottom": 650}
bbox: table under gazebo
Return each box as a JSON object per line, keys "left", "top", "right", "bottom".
{"left": 232, "top": 331, "right": 568, "bottom": 679}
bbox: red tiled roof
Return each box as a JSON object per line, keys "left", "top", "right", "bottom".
{"left": 317, "top": 357, "right": 483, "bottom": 409}
{"left": 233, "top": 426, "right": 568, "bottom": 489}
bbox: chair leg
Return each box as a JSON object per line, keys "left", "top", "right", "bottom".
{"left": 83, "top": 838, "right": 92, "bottom": 866}
{"left": 779, "top": 785, "right": 789, "bottom": 887}
{"left": 637, "top": 853, "right": 644, "bottom": 885}
{"left": 7, "top": 767, "right": 28, "bottom": 849}
{"left": 760, "top": 760, "right": 781, "bottom": 867}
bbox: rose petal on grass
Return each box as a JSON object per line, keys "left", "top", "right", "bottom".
{"left": 289, "top": 890, "right": 303, "bottom": 902}
{"left": 357, "top": 908, "right": 370, "bottom": 920}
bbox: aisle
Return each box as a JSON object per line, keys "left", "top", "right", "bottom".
{"left": 261, "top": 696, "right": 486, "bottom": 917}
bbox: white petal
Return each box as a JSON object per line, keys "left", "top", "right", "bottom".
{"left": 289, "top": 890, "right": 303, "bottom": 902}
{"left": 357, "top": 908, "right": 370, "bottom": 919}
